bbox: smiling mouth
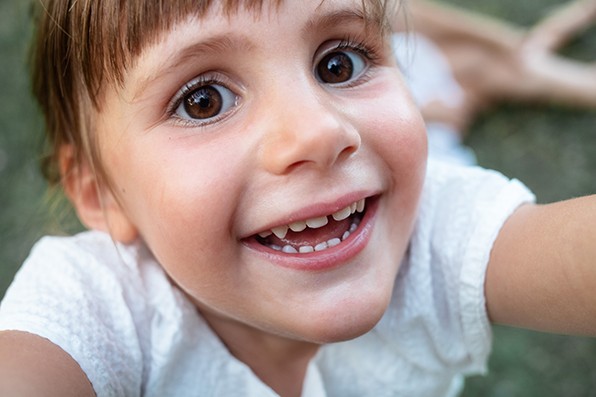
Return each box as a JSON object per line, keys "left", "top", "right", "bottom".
{"left": 254, "top": 198, "right": 367, "bottom": 254}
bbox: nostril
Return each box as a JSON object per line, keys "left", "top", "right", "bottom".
{"left": 339, "top": 140, "right": 359, "bottom": 160}
{"left": 283, "top": 160, "right": 312, "bottom": 174}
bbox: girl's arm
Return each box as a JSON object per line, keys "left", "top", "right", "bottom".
{"left": 486, "top": 196, "right": 596, "bottom": 335}
{"left": 0, "top": 330, "right": 95, "bottom": 396}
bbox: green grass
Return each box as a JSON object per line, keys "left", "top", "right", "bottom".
{"left": 0, "top": 0, "right": 48, "bottom": 297}
{"left": 1, "top": 0, "right": 595, "bottom": 395}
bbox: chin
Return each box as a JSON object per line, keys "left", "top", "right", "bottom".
{"left": 293, "top": 284, "right": 394, "bottom": 344}
{"left": 302, "top": 246, "right": 402, "bottom": 344}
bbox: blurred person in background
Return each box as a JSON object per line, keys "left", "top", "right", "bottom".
{"left": 393, "top": 0, "right": 596, "bottom": 165}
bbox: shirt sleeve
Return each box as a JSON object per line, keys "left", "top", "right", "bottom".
{"left": 0, "top": 232, "right": 145, "bottom": 397}
{"left": 455, "top": 168, "right": 535, "bottom": 371}
{"left": 433, "top": 160, "right": 535, "bottom": 373}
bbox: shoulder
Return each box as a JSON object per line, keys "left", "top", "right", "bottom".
{"left": 25, "top": 230, "right": 137, "bottom": 274}
{"left": 0, "top": 231, "right": 154, "bottom": 395}
{"left": 7, "top": 230, "right": 167, "bottom": 302}
{"left": 0, "top": 231, "right": 215, "bottom": 396}
{"left": 424, "top": 158, "right": 530, "bottom": 194}
{"left": 2, "top": 231, "right": 149, "bottom": 319}
{"left": 420, "top": 160, "right": 534, "bottom": 225}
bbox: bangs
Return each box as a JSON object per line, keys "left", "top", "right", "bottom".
{"left": 33, "top": 0, "right": 394, "bottom": 106}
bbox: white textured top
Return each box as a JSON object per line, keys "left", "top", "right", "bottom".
{"left": 0, "top": 160, "right": 534, "bottom": 397}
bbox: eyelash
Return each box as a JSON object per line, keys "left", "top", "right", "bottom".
{"left": 335, "top": 37, "right": 381, "bottom": 64}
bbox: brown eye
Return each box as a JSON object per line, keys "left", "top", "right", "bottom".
{"left": 316, "top": 50, "right": 366, "bottom": 84}
{"left": 176, "top": 82, "right": 236, "bottom": 122}
{"left": 184, "top": 86, "right": 222, "bottom": 119}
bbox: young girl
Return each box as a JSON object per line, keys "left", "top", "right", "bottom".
{"left": 0, "top": 0, "right": 595, "bottom": 396}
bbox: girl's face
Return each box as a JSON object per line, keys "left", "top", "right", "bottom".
{"left": 96, "top": 0, "right": 426, "bottom": 347}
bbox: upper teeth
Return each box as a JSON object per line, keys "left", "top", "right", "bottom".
{"left": 259, "top": 199, "right": 366, "bottom": 239}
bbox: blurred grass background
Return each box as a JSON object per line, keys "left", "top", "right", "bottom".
{"left": 0, "top": 0, "right": 595, "bottom": 395}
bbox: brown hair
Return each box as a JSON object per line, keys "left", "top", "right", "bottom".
{"left": 31, "top": 0, "right": 397, "bottom": 188}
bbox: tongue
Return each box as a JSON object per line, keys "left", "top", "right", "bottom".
{"left": 271, "top": 217, "right": 352, "bottom": 248}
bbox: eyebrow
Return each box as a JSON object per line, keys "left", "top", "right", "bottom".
{"left": 302, "top": 8, "right": 378, "bottom": 36}
{"left": 132, "top": 34, "right": 255, "bottom": 101}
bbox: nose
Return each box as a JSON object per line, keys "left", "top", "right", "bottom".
{"left": 258, "top": 87, "right": 361, "bottom": 175}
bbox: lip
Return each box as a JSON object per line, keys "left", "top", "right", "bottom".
{"left": 242, "top": 195, "right": 379, "bottom": 271}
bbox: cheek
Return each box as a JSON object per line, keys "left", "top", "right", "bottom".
{"left": 345, "top": 69, "right": 428, "bottom": 167}
{"left": 380, "top": 102, "right": 427, "bottom": 225}
{"left": 381, "top": 106, "right": 428, "bottom": 186}
{"left": 142, "top": 166, "right": 247, "bottom": 303}
{"left": 105, "top": 137, "right": 249, "bottom": 287}
{"left": 356, "top": 77, "right": 428, "bottom": 186}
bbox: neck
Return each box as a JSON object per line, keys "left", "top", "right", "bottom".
{"left": 201, "top": 311, "right": 319, "bottom": 397}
